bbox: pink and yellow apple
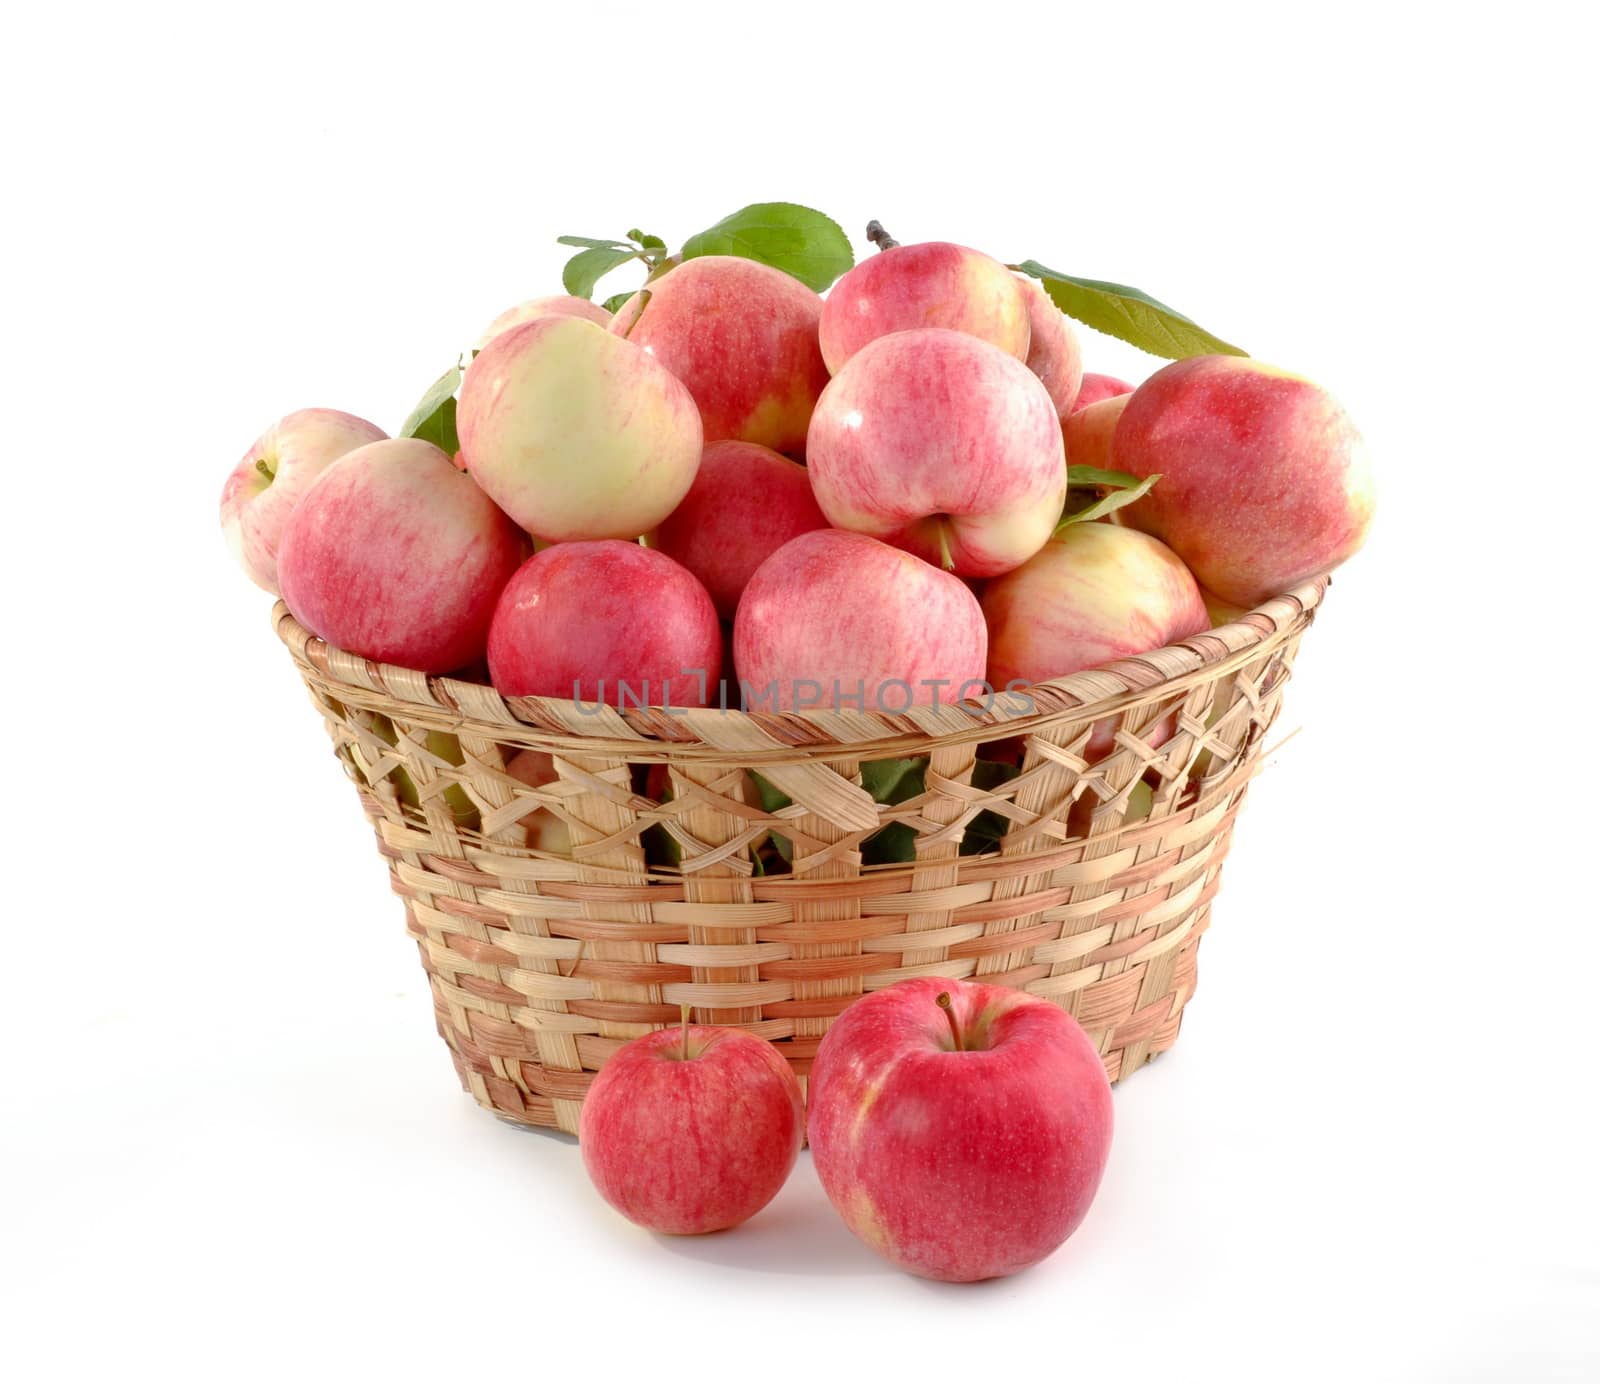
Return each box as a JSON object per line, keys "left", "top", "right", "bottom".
{"left": 1113, "top": 356, "right": 1375, "bottom": 607}
{"left": 472, "top": 294, "right": 610, "bottom": 350}
{"left": 1018, "top": 278, "right": 1084, "bottom": 416}
{"left": 609, "top": 256, "right": 828, "bottom": 457}
{"left": 278, "top": 437, "right": 526, "bottom": 673}
{"left": 818, "top": 241, "right": 1030, "bottom": 373}
{"left": 806, "top": 328, "right": 1066, "bottom": 578}
{"left": 733, "top": 530, "right": 987, "bottom": 711}
{"left": 808, "top": 976, "right": 1114, "bottom": 1282}
{"left": 580, "top": 1022, "right": 805, "bottom": 1235}
{"left": 458, "top": 316, "right": 702, "bottom": 541}
{"left": 1071, "top": 372, "right": 1135, "bottom": 412}
{"left": 219, "top": 408, "right": 387, "bottom": 593}
{"left": 982, "top": 522, "right": 1209, "bottom": 688}
{"left": 487, "top": 541, "right": 720, "bottom": 707}
{"left": 1062, "top": 392, "right": 1132, "bottom": 473}
{"left": 653, "top": 440, "right": 829, "bottom": 621}
{"left": 505, "top": 748, "right": 572, "bottom": 854}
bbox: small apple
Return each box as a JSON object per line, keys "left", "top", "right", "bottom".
{"left": 472, "top": 294, "right": 610, "bottom": 350}
{"left": 457, "top": 315, "right": 702, "bottom": 541}
{"left": 1071, "top": 372, "right": 1135, "bottom": 413}
{"left": 609, "top": 256, "right": 830, "bottom": 458}
{"left": 1062, "top": 392, "right": 1132, "bottom": 473}
{"left": 808, "top": 976, "right": 1114, "bottom": 1282}
{"left": 818, "top": 241, "right": 1030, "bottom": 373}
{"left": 733, "top": 530, "right": 987, "bottom": 712}
{"left": 219, "top": 408, "right": 387, "bottom": 593}
{"left": 1018, "top": 278, "right": 1084, "bottom": 416}
{"left": 505, "top": 748, "right": 571, "bottom": 853}
{"left": 806, "top": 328, "right": 1067, "bottom": 578}
{"left": 278, "top": 437, "right": 526, "bottom": 673}
{"left": 580, "top": 1014, "right": 805, "bottom": 1234}
{"left": 1113, "top": 355, "right": 1375, "bottom": 607}
{"left": 653, "top": 440, "right": 829, "bottom": 620}
{"left": 983, "top": 522, "right": 1209, "bottom": 689}
{"left": 487, "top": 541, "right": 721, "bottom": 708}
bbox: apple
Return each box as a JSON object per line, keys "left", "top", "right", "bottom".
{"left": 808, "top": 976, "right": 1113, "bottom": 1282}
{"left": 983, "top": 522, "right": 1209, "bottom": 688}
{"left": 219, "top": 408, "right": 387, "bottom": 593}
{"left": 806, "top": 328, "right": 1067, "bottom": 578}
{"left": 653, "top": 440, "right": 829, "bottom": 620}
{"left": 818, "top": 241, "right": 1030, "bottom": 373}
{"left": 609, "top": 256, "right": 829, "bottom": 457}
{"left": 457, "top": 315, "right": 702, "bottom": 541}
{"left": 350, "top": 716, "right": 480, "bottom": 828}
{"left": 278, "top": 437, "right": 526, "bottom": 673}
{"left": 472, "top": 294, "right": 610, "bottom": 350}
{"left": 734, "top": 530, "right": 987, "bottom": 712}
{"left": 1113, "top": 356, "right": 1376, "bottom": 607}
{"left": 1063, "top": 392, "right": 1132, "bottom": 473}
{"left": 487, "top": 541, "right": 721, "bottom": 708}
{"left": 1202, "top": 588, "right": 1252, "bottom": 625}
{"left": 580, "top": 1018, "right": 805, "bottom": 1234}
{"left": 1071, "top": 372, "right": 1134, "bottom": 413}
{"left": 1018, "top": 278, "right": 1084, "bottom": 415}
{"left": 505, "top": 748, "right": 571, "bottom": 853}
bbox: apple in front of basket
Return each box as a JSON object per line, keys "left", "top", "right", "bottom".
{"left": 806, "top": 976, "right": 1115, "bottom": 1282}
{"left": 579, "top": 1010, "right": 805, "bottom": 1235}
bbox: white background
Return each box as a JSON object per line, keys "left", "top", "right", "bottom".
{"left": 4, "top": 3, "right": 1596, "bottom": 1380}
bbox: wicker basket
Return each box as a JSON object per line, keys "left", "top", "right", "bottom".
{"left": 274, "top": 575, "right": 1326, "bottom": 1135}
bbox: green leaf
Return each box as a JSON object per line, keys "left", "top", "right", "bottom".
{"left": 1067, "top": 465, "right": 1143, "bottom": 490}
{"left": 601, "top": 291, "right": 636, "bottom": 315}
{"left": 562, "top": 245, "right": 644, "bottom": 299}
{"left": 960, "top": 760, "right": 1021, "bottom": 856}
{"left": 749, "top": 772, "right": 792, "bottom": 812}
{"left": 860, "top": 758, "right": 925, "bottom": 805}
{"left": 400, "top": 363, "right": 463, "bottom": 454}
{"left": 557, "top": 234, "right": 633, "bottom": 250}
{"left": 1055, "top": 473, "right": 1161, "bottom": 532}
{"left": 680, "top": 202, "right": 854, "bottom": 292}
{"left": 627, "top": 229, "right": 667, "bottom": 251}
{"left": 1016, "top": 261, "right": 1246, "bottom": 360}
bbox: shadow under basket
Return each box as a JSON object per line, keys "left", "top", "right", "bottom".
{"left": 275, "top": 577, "right": 1326, "bottom": 1135}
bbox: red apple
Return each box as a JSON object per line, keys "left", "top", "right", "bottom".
{"left": 505, "top": 749, "right": 571, "bottom": 854}
{"left": 1063, "top": 392, "right": 1132, "bottom": 473}
{"left": 818, "top": 241, "right": 1030, "bottom": 373}
{"left": 609, "top": 256, "right": 829, "bottom": 457}
{"left": 488, "top": 541, "right": 720, "bottom": 708}
{"left": 1018, "top": 278, "right": 1084, "bottom": 416}
{"left": 808, "top": 977, "right": 1114, "bottom": 1282}
{"left": 983, "top": 522, "right": 1209, "bottom": 688}
{"left": 219, "top": 408, "right": 387, "bottom": 593}
{"left": 1071, "top": 372, "right": 1135, "bottom": 413}
{"left": 733, "top": 530, "right": 987, "bottom": 712}
{"left": 278, "top": 437, "right": 526, "bottom": 673}
{"left": 653, "top": 440, "right": 829, "bottom": 620}
{"left": 580, "top": 1020, "right": 805, "bottom": 1235}
{"left": 806, "top": 328, "right": 1067, "bottom": 578}
{"left": 458, "top": 315, "right": 702, "bottom": 542}
{"left": 1113, "top": 356, "right": 1375, "bottom": 607}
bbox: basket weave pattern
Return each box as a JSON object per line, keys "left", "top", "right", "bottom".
{"left": 276, "top": 577, "right": 1324, "bottom": 1134}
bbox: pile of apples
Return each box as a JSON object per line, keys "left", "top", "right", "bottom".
{"left": 221, "top": 232, "right": 1374, "bottom": 720}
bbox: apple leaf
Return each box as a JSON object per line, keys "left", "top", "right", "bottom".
{"left": 680, "top": 202, "right": 854, "bottom": 292}
{"left": 1017, "top": 261, "right": 1246, "bottom": 360}
{"left": 960, "top": 760, "right": 1020, "bottom": 856}
{"left": 627, "top": 228, "right": 667, "bottom": 251}
{"left": 1054, "top": 472, "right": 1161, "bottom": 532}
{"left": 400, "top": 362, "right": 463, "bottom": 454}
{"left": 1067, "top": 465, "right": 1143, "bottom": 490}
{"left": 556, "top": 235, "right": 633, "bottom": 250}
{"left": 601, "top": 290, "right": 636, "bottom": 315}
{"left": 561, "top": 244, "right": 645, "bottom": 300}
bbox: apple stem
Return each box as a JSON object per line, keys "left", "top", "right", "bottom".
{"left": 679, "top": 1002, "right": 691, "bottom": 1061}
{"left": 936, "top": 991, "right": 964, "bottom": 1051}
{"left": 936, "top": 519, "right": 955, "bottom": 572}
{"left": 866, "top": 220, "right": 899, "bottom": 252}
{"left": 254, "top": 457, "right": 275, "bottom": 482}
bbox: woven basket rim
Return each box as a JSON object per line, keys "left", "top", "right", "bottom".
{"left": 272, "top": 574, "right": 1326, "bottom": 757}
